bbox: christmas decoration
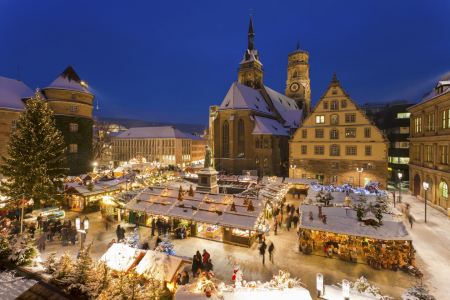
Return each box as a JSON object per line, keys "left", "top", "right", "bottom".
{"left": 230, "top": 202, "right": 236, "bottom": 212}
{"left": 247, "top": 200, "right": 255, "bottom": 212}
{"left": 178, "top": 185, "right": 184, "bottom": 201}
{"left": 87, "top": 181, "right": 95, "bottom": 191}
{"left": 0, "top": 89, "right": 68, "bottom": 208}
{"left": 402, "top": 283, "right": 437, "bottom": 300}
{"left": 123, "top": 227, "right": 140, "bottom": 249}
{"left": 43, "top": 251, "right": 59, "bottom": 274}
{"left": 52, "top": 251, "right": 75, "bottom": 285}
{"left": 86, "top": 261, "right": 114, "bottom": 299}
{"left": 232, "top": 264, "right": 244, "bottom": 287}
{"left": 155, "top": 234, "right": 175, "bottom": 256}
{"left": 0, "top": 232, "right": 11, "bottom": 261}
{"left": 243, "top": 196, "right": 249, "bottom": 206}
{"left": 67, "top": 245, "right": 94, "bottom": 294}
{"left": 309, "top": 211, "right": 313, "bottom": 221}
{"left": 188, "top": 185, "right": 195, "bottom": 197}
{"left": 8, "top": 233, "right": 39, "bottom": 266}
{"left": 161, "top": 189, "right": 170, "bottom": 197}
{"left": 322, "top": 214, "right": 327, "bottom": 224}
{"left": 209, "top": 205, "right": 217, "bottom": 212}
{"left": 318, "top": 205, "right": 323, "bottom": 218}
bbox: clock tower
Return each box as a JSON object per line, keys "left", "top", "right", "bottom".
{"left": 285, "top": 40, "right": 311, "bottom": 116}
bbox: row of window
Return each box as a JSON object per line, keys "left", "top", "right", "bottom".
{"left": 297, "top": 174, "right": 364, "bottom": 184}
{"left": 414, "top": 109, "right": 450, "bottom": 133}
{"left": 322, "top": 100, "right": 347, "bottom": 110}
{"left": 315, "top": 113, "right": 356, "bottom": 125}
{"left": 255, "top": 156, "right": 269, "bottom": 167}
{"left": 419, "top": 177, "right": 448, "bottom": 199}
{"left": 388, "top": 157, "right": 410, "bottom": 164}
{"left": 301, "top": 145, "right": 372, "bottom": 156}
{"left": 309, "top": 128, "right": 371, "bottom": 139}
{"left": 413, "top": 145, "right": 449, "bottom": 165}
{"left": 297, "top": 161, "right": 373, "bottom": 170}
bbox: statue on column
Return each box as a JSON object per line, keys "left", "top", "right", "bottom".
{"left": 204, "top": 145, "right": 212, "bottom": 169}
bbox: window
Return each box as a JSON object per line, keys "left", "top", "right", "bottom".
{"left": 323, "top": 102, "right": 328, "bottom": 109}
{"left": 293, "top": 70, "right": 297, "bottom": 78}
{"left": 330, "top": 145, "right": 340, "bottom": 156}
{"left": 346, "top": 146, "right": 357, "bottom": 155}
{"left": 362, "top": 163, "right": 373, "bottom": 170}
{"left": 399, "top": 157, "right": 410, "bottom": 164}
{"left": 442, "top": 182, "right": 448, "bottom": 199}
{"left": 426, "top": 177, "right": 433, "bottom": 194}
{"left": 301, "top": 145, "right": 307, "bottom": 154}
{"left": 364, "top": 128, "right": 371, "bottom": 138}
{"left": 331, "top": 162, "right": 339, "bottom": 169}
{"left": 314, "top": 146, "right": 324, "bottom": 155}
{"left": 263, "top": 138, "right": 268, "bottom": 148}
{"left": 70, "top": 105, "right": 78, "bottom": 112}
{"left": 222, "top": 121, "right": 229, "bottom": 158}
{"left": 302, "top": 174, "right": 307, "bottom": 179}
{"left": 70, "top": 123, "right": 78, "bottom": 133}
{"left": 441, "top": 146, "right": 448, "bottom": 165}
{"left": 263, "top": 157, "right": 268, "bottom": 167}
{"left": 302, "top": 130, "right": 307, "bottom": 138}
{"left": 415, "top": 117, "right": 422, "bottom": 133}
{"left": 11, "top": 120, "right": 17, "bottom": 131}
{"left": 71, "top": 93, "right": 76, "bottom": 99}
{"left": 330, "top": 100, "right": 339, "bottom": 110}
{"left": 332, "top": 90, "right": 337, "bottom": 95}
{"left": 315, "top": 115, "right": 325, "bottom": 124}
{"left": 238, "top": 119, "right": 245, "bottom": 158}
{"left": 315, "top": 129, "right": 324, "bottom": 138}
{"left": 426, "top": 145, "right": 432, "bottom": 162}
{"left": 330, "top": 114, "right": 339, "bottom": 125}
{"left": 255, "top": 139, "right": 260, "bottom": 148}
{"left": 255, "top": 156, "right": 260, "bottom": 165}
{"left": 414, "top": 145, "right": 420, "bottom": 160}
{"left": 345, "top": 128, "right": 356, "bottom": 138}
{"left": 345, "top": 114, "right": 356, "bottom": 123}
{"left": 427, "top": 114, "right": 434, "bottom": 131}
{"left": 341, "top": 100, "right": 347, "bottom": 108}
{"left": 349, "top": 177, "right": 354, "bottom": 184}
{"left": 332, "top": 175, "right": 338, "bottom": 182}
{"left": 443, "top": 110, "right": 447, "bottom": 129}
{"left": 365, "top": 146, "right": 372, "bottom": 156}
{"left": 330, "top": 129, "right": 339, "bottom": 139}
{"left": 397, "top": 112, "right": 411, "bottom": 118}
{"left": 69, "top": 144, "right": 78, "bottom": 153}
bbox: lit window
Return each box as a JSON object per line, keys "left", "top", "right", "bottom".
{"left": 69, "top": 144, "right": 78, "bottom": 153}
{"left": 315, "top": 115, "right": 325, "bottom": 124}
{"left": 263, "top": 157, "right": 268, "bottom": 167}
{"left": 415, "top": 117, "right": 422, "bottom": 133}
{"left": 345, "top": 128, "right": 356, "bottom": 138}
{"left": 442, "top": 183, "right": 448, "bottom": 199}
{"left": 441, "top": 146, "right": 448, "bottom": 165}
{"left": 397, "top": 113, "right": 410, "bottom": 118}
{"left": 427, "top": 114, "right": 434, "bottom": 131}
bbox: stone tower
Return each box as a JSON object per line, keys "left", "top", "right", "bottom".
{"left": 284, "top": 40, "right": 311, "bottom": 116}
{"left": 237, "top": 17, "right": 264, "bottom": 89}
{"left": 42, "top": 65, "right": 95, "bottom": 175}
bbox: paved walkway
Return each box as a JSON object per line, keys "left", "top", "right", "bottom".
{"left": 31, "top": 191, "right": 449, "bottom": 299}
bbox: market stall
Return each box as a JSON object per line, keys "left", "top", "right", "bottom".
{"left": 100, "top": 196, "right": 125, "bottom": 221}
{"left": 23, "top": 206, "right": 65, "bottom": 224}
{"left": 99, "top": 243, "right": 146, "bottom": 273}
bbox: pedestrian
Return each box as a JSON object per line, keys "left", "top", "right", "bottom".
{"left": 297, "top": 190, "right": 301, "bottom": 199}
{"left": 203, "top": 258, "right": 213, "bottom": 272}
{"left": 273, "top": 219, "right": 278, "bottom": 235}
{"left": 268, "top": 241, "right": 274, "bottom": 263}
{"left": 68, "top": 219, "right": 72, "bottom": 229}
{"left": 28, "top": 223, "right": 36, "bottom": 238}
{"left": 141, "top": 241, "right": 149, "bottom": 250}
{"left": 202, "top": 249, "right": 210, "bottom": 264}
{"left": 258, "top": 228, "right": 263, "bottom": 243}
{"left": 116, "top": 225, "right": 121, "bottom": 241}
{"left": 265, "top": 219, "right": 270, "bottom": 236}
{"left": 50, "top": 223, "right": 56, "bottom": 242}
{"left": 408, "top": 215, "right": 414, "bottom": 229}
{"left": 70, "top": 226, "right": 77, "bottom": 245}
{"left": 292, "top": 214, "right": 299, "bottom": 229}
{"left": 292, "top": 189, "right": 295, "bottom": 198}
{"left": 290, "top": 205, "right": 295, "bottom": 218}
{"left": 192, "top": 251, "right": 201, "bottom": 278}
{"left": 157, "top": 218, "right": 162, "bottom": 236}
{"left": 36, "top": 232, "right": 46, "bottom": 252}
{"left": 286, "top": 204, "right": 291, "bottom": 214}
{"left": 61, "top": 227, "right": 68, "bottom": 246}
{"left": 180, "top": 271, "right": 189, "bottom": 285}
{"left": 155, "top": 236, "right": 162, "bottom": 248}
{"left": 37, "top": 214, "right": 42, "bottom": 229}
{"left": 151, "top": 218, "right": 156, "bottom": 236}
{"left": 260, "top": 241, "right": 267, "bottom": 265}
{"left": 285, "top": 215, "right": 291, "bottom": 231}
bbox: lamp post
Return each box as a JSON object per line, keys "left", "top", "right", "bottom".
{"left": 398, "top": 172, "right": 403, "bottom": 203}
{"left": 423, "top": 182, "right": 428, "bottom": 223}
{"left": 290, "top": 164, "right": 297, "bottom": 178}
{"left": 75, "top": 216, "right": 81, "bottom": 230}
{"left": 84, "top": 216, "right": 89, "bottom": 233}
{"left": 316, "top": 273, "right": 324, "bottom": 298}
{"left": 356, "top": 168, "right": 363, "bottom": 189}
{"left": 343, "top": 279, "right": 350, "bottom": 300}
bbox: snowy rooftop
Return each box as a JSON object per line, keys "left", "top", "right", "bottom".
{"left": 252, "top": 116, "right": 290, "bottom": 136}
{"left": 0, "top": 76, "right": 37, "bottom": 110}
{"left": 44, "top": 65, "right": 93, "bottom": 95}
{"left": 115, "top": 126, "right": 189, "bottom": 139}
{"left": 239, "top": 49, "right": 261, "bottom": 65}
{"left": 99, "top": 243, "right": 143, "bottom": 272}
{"left": 299, "top": 204, "right": 412, "bottom": 241}
{"left": 182, "top": 133, "right": 205, "bottom": 141}
{"left": 264, "top": 85, "right": 300, "bottom": 111}
{"left": 135, "top": 249, "right": 189, "bottom": 282}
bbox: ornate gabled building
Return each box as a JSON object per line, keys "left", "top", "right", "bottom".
{"left": 213, "top": 17, "right": 306, "bottom": 176}
{"left": 290, "top": 73, "right": 389, "bottom": 189}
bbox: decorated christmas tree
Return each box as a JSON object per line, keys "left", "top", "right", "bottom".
{"left": 123, "top": 227, "right": 140, "bottom": 249}
{"left": 0, "top": 89, "right": 68, "bottom": 208}
{"left": 43, "top": 251, "right": 59, "bottom": 274}
{"left": 155, "top": 233, "right": 175, "bottom": 256}
{"left": 188, "top": 185, "right": 195, "bottom": 197}
{"left": 230, "top": 202, "right": 236, "bottom": 212}
{"left": 402, "top": 283, "right": 436, "bottom": 300}
{"left": 247, "top": 200, "right": 255, "bottom": 212}
{"left": 243, "top": 196, "right": 249, "bottom": 206}
{"left": 375, "top": 208, "right": 383, "bottom": 225}
{"left": 52, "top": 251, "right": 74, "bottom": 285}
{"left": 87, "top": 181, "right": 95, "bottom": 192}
{"left": 0, "top": 232, "right": 11, "bottom": 261}
{"left": 8, "top": 233, "right": 39, "bottom": 266}
{"left": 67, "top": 245, "right": 94, "bottom": 294}
{"left": 86, "top": 261, "right": 114, "bottom": 299}
{"left": 178, "top": 185, "right": 184, "bottom": 201}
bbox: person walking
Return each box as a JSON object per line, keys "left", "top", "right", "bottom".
{"left": 265, "top": 219, "right": 270, "bottom": 236}
{"left": 70, "top": 226, "right": 77, "bottom": 245}
{"left": 203, "top": 258, "right": 213, "bottom": 272}
{"left": 116, "top": 225, "right": 121, "bottom": 241}
{"left": 273, "top": 219, "right": 277, "bottom": 235}
{"left": 285, "top": 215, "right": 291, "bottom": 232}
{"left": 408, "top": 215, "right": 414, "bottom": 229}
{"left": 37, "top": 233, "right": 46, "bottom": 252}
{"left": 268, "top": 242, "right": 274, "bottom": 263}
{"left": 68, "top": 219, "right": 72, "bottom": 229}
{"left": 155, "top": 236, "right": 162, "bottom": 248}
{"left": 61, "top": 227, "right": 68, "bottom": 246}
{"left": 28, "top": 223, "right": 36, "bottom": 238}
{"left": 151, "top": 218, "right": 156, "bottom": 236}
{"left": 37, "top": 214, "right": 42, "bottom": 229}
{"left": 192, "top": 251, "right": 202, "bottom": 278}
{"left": 292, "top": 214, "right": 299, "bottom": 229}
{"left": 260, "top": 241, "right": 267, "bottom": 265}
{"left": 258, "top": 228, "right": 263, "bottom": 243}
{"left": 50, "top": 223, "right": 56, "bottom": 242}
{"left": 157, "top": 218, "right": 162, "bottom": 236}
{"left": 202, "top": 249, "right": 210, "bottom": 267}
{"left": 290, "top": 205, "right": 295, "bottom": 218}
{"left": 286, "top": 204, "right": 291, "bottom": 214}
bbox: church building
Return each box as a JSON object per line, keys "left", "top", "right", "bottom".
{"left": 213, "top": 17, "right": 308, "bottom": 176}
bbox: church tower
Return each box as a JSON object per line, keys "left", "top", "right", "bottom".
{"left": 237, "top": 17, "right": 264, "bottom": 89}
{"left": 285, "top": 40, "right": 311, "bottom": 116}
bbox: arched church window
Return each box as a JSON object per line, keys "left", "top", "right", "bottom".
{"left": 263, "top": 138, "right": 269, "bottom": 148}
{"left": 255, "top": 139, "right": 260, "bottom": 148}
{"left": 255, "top": 156, "right": 260, "bottom": 165}
{"left": 263, "top": 157, "right": 268, "bottom": 167}
{"left": 238, "top": 119, "right": 245, "bottom": 158}
{"left": 222, "top": 121, "right": 229, "bottom": 158}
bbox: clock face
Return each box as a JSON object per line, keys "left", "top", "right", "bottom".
{"left": 290, "top": 82, "right": 299, "bottom": 92}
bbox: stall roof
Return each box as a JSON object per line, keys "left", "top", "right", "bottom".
{"left": 191, "top": 209, "right": 222, "bottom": 224}
{"left": 99, "top": 243, "right": 143, "bottom": 272}
{"left": 135, "top": 250, "right": 191, "bottom": 282}
{"left": 126, "top": 198, "right": 153, "bottom": 212}
{"left": 220, "top": 213, "right": 259, "bottom": 231}
{"left": 146, "top": 203, "right": 176, "bottom": 215}
{"left": 167, "top": 205, "right": 197, "bottom": 219}
{"left": 299, "top": 205, "right": 412, "bottom": 241}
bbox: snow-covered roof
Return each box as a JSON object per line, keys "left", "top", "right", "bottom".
{"left": 135, "top": 250, "right": 189, "bottom": 282}
{"left": 0, "top": 77, "right": 36, "bottom": 110}
{"left": 183, "top": 133, "right": 205, "bottom": 141}
{"left": 278, "top": 110, "right": 303, "bottom": 128}
{"left": 99, "top": 243, "right": 142, "bottom": 272}
{"left": 218, "top": 82, "right": 275, "bottom": 116}
{"left": 115, "top": 126, "right": 189, "bottom": 139}
{"left": 264, "top": 86, "right": 300, "bottom": 111}
{"left": 252, "top": 116, "right": 289, "bottom": 136}
{"left": 299, "top": 204, "right": 412, "bottom": 241}
{"left": 239, "top": 49, "right": 261, "bottom": 65}
{"left": 43, "top": 65, "right": 93, "bottom": 95}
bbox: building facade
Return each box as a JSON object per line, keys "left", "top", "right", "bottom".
{"left": 408, "top": 79, "right": 450, "bottom": 210}
{"left": 373, "top": 103, "right": 414, "bottom": 182}
{"left": 213, "top": 17, "right": 305, "bottom": 176}
{"left": 290, "top": 74, "right": 389, "bottom": 189}
{"left": 112, "top": 126, "right": 205, "bottom": 169}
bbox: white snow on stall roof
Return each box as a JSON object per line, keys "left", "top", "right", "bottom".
{"left": 0, "top": 76, "right": 36, "bottom": 110}
{"left": 116, "top": 127, "right": 189, "bottom": 139}
{"left": 218, "top": 82, "right": 275, "bottom": 116}
{"left": 100, "top": 243, "right": 142, "bottom": 272}
{"left": 301, "top": 205, "right": 348, "bottom": 218}
{"left": 167, "top": 206, "right": 196, "bottom": 219}
{"left": 220, "top": 213, "right": 258, "bottom": 230}
{"left": 135, "top": 250, "right": 187, "bottom": 282}
{"left": 299, "top": 205, "right": 412, "bottom": 241}
{"left": 252, "top": 116, "right": 290, "bottom": 136}
{"left": 126, "top": 198, "right": 153, "bottom": 212}
{"left": 146, "top": 203, "right": 176, "bottom": 215}
{"left": 184, "top": 191, "right": 208, "bottom": 201}
{"left": 191, "top": 209, "right": 222, "bottom": 224}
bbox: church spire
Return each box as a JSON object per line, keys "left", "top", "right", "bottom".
{"left": 297, "top": 38, "right": 300, "bottom": 50}
{"left": 248, "top": 16, "right": 254, "bottom": 50}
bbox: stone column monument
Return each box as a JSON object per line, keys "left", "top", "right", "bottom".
{"left": 196, "top": 145, "right": 219, "bottom": 193}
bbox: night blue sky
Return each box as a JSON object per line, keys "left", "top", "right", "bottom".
{"left": 1, "top": 1, "right": 450, "bottom": 125}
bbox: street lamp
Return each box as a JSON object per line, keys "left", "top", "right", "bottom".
{"left": 423, "top": 182, "right": 428, "bottom": 223}
{"left": 398, "top": 172, "right": 403, "bottom": 203}
{"left": 356, "top": 168, "right": 363, "bottom": 189}
{"left": 84, "top": 216, "right": 89, "bottom": 233}
{"left": 316, "top": 273, "right": 324, "bottom": 298}
{"left": 75, "top": 216, "right": 81, "bottom": 230}
{"left": 343, "top": 279, "right": 350, "bottom": 300}
{"left": 290, "top": 165, "right": 297, "bottom": 178}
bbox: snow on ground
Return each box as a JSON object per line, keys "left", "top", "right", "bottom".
{"left": 0, "top": 271, "right": 37, "bottom": 300}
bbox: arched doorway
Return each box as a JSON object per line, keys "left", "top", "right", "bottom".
{"left": 414, "top": 173, "right": 421, "bottom": 196}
